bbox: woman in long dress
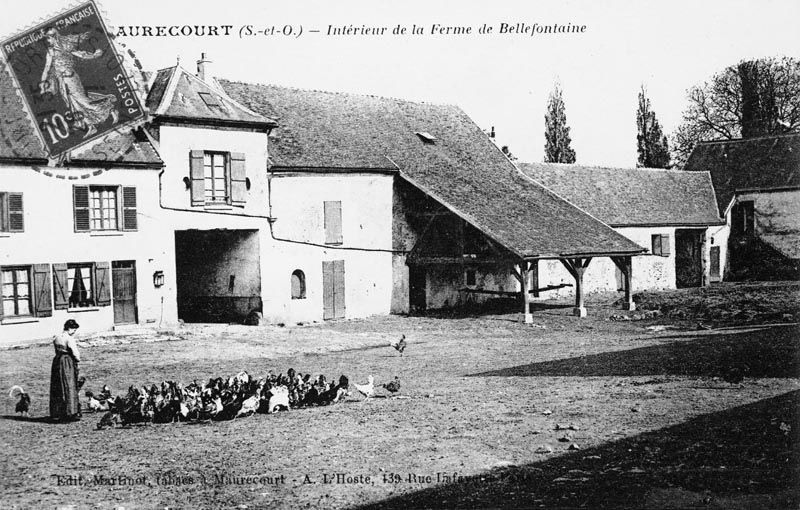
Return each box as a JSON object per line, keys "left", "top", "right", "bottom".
{"left": 50, "top": 319, "right": 82, "bottom": 422}
{"left": 39, "top": 27, "right": 119, "bottom": 138}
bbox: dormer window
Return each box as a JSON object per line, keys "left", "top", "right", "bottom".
{"left": 415, "top": 132, "right": 437, "bottom": 144}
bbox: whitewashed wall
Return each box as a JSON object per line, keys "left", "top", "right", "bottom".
{"left": 0, "top": 165, "right": 176, "bottom": 345}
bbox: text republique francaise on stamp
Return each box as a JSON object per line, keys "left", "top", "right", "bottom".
{"left": 1, "top": 1, "right": 145, "bottom": 159}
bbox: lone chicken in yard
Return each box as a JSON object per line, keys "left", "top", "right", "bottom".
{"left": 389, "top": 335, "right": 407, "bottom": 356}
{"left": 382, "top": 376, "right": 401, "bottom": 396}
{"left": 9, "top": 385, "right": 30, "bottom": 417}
{"left": 354, "top": 375, "right": 375, "bottom": 399}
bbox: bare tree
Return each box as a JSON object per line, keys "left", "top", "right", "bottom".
{"left": 671, "top": 56, "right": 800, "bottom": 168}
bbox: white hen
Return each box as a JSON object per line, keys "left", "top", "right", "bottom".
{"left": 354, "top": 375, "right": 374, "bottom": 399}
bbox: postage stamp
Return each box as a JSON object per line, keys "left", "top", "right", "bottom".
{"left": 1, "top": 1, "right": 145, "bottom": 159}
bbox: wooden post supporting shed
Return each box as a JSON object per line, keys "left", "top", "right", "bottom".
{"left": 560, "top": 257, "right": 592, "bottom": 317}
{"left": 611, "top": 256, "right": 635, "bottom": 311}
{"left": 511, "top": 261, "right": 533, "bottom": 323}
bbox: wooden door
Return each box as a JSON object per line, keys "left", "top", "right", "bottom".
{"left": 322, "top": 260, "right": 345, "bottom": 320}
{"left": 710, "top": 246, "right": 721, "bottom": 281}
{"left": 112, "top": 261, "right": 137, "bottom": 324}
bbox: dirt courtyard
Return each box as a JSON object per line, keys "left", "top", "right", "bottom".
{"left": 0, "top": 283, "right": 798, "bottom": 509}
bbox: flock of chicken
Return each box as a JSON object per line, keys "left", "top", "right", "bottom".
{"left": 87, "top": 369, "right": 402, "bottom": 429}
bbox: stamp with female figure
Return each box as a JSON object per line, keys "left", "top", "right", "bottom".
{"left": 1, "top": 1, "right": 145, "bottom": 158}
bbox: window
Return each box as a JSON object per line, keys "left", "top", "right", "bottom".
{"left": 291, "top": 270, "right": 306, "bottom": 299}
{"left": 67, "top": 264, "right": 95, "bottom": 308}
{"left": 90, "top": 187, "right": 118, "bottom": 231}
{"left": 204, "top": 152, "right": 229, "bottom": 203}
{"left": 651, "top": 234, "right": 671, "bottom": 257}
{"left": 324, "top": 201, "right": 343, "bottom": 245}
{"left": 2, "top": 267, "right": 31, "bottom": 317}
{"left": 0, "top": 192, "right": 24, "bottom": 232}
{"left": 73, "top": 186, "right": 136, "bottom": 232}
{"left": 188, "top": 151, "right": 247, "bottom": 207}
{"left": 53, "top": 262, "right": 110, "bottom": 310}
{"left": 465, "top": 268, "right": 477, "bottom": 287}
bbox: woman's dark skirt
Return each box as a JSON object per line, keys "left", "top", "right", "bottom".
{"left": 50, "top": 353, "right": 80, "bottom": 420}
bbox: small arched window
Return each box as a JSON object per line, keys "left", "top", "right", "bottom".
{"left": 291, "top": 270, "right": 306, "bottom": 299}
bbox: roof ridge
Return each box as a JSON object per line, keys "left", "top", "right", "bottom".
{"left": 521, "top": 161, "right": 689, "bottom": 173}
{"left": 696, "top": 131, "right": 800, "bottom": 146}
{"left": 218, "top": 78, "right": 457, "bottom": 108}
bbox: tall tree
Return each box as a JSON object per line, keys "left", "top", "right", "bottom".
{"left": 636, "top": 85, "right": 671, "bottom": 168}
{"left": 544, "top": 83, "right": 576, "bottom": 163}
{"left": 671, "top": 56, "right": 799, "bottom": 167}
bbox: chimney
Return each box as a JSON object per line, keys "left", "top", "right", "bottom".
{"left": 489, "top": 126, "right": 495, "bottom": 139}
{"left": 197, "top": 52, "right": 212, "bottom": 81}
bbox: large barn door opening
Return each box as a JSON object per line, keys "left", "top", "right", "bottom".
{"left": 322, "top": 260, "right": 345, "bottom": 320}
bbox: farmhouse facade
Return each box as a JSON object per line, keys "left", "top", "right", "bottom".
{"left": 4, "top": 52, "right": 704, "bottom": 345}
{"left": 685, "top": 133, "right": 800, "bottom": 281}
{"left": 520, "top": 163, "right": 725, "bottom": 296}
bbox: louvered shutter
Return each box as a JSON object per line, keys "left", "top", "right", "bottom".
{"left": 0, "top": 269, "right": 4, "bottom": 320}
{"left": 32, "top": 264, "right": 52, "bottom": 317}
{"left": 230, "top": 152, "right": 247, "bottom": 206}
{"left": 53, "top": 263, "right": 69, "bottom": 309}
{"left": 122, "top": 186, "right": 137, "bottom": 231}
{"left": 189, "top": 150, "right": 205, "bottom": 206}
{"left": 0, "top": 193, "right": 7, "bottom": 232}
{"left": 324, "top": 201, "right": 343, "bottom": 244}
{"left": 73, "top": 186, "right": 90, "bottom": 232}
{"left": 95, "top": 262, "right": 111, "bottom": 306}
{"left": 661, "top": 234, "right": 671, "bottom": 257}
{"left": 8, "top": 193, "right": 23, "bottom": 232}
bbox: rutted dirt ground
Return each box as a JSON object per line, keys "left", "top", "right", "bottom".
{"left": 0, "top": 282, "right": 798, "bottom": 509}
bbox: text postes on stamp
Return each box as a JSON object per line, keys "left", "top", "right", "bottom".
{"left": 1, "top": 1, "right": 145, "bottom": 159}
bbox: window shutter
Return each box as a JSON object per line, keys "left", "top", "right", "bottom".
{"left": 324, "top": 201, "right": 343, "bottom": 245}
{"left": 230, "top": 152, "right": 247, "bottom": 206}
{"left": 122, "top": 186, "right": 137, "bottom": 231}
{"left": 0, "top": 269, "right": 4, "bottom": 320}
{"left": 8, "top": 193, "right": 23, "bottom": 232}
{"left": 73, "top": 186, "right": 90, "bottom": 232}
{"left": 0, "top": 193, "right": 7, "bottom": 232}
{"left": 661, "top": 234, "right": 671, "bottom": 257}
{"left": 322, "top": 261, "right": 334, "bottom": 320}
{"left": 52, "top": 263, "right": 69, "bottom": 309}
{"left": 32, "top": 264, "right": 52, "bottom": 317}
{"left": 95, "top": 262, "right": 111, "bottom": 306}
{"left": 333, "top": 260, "right": 346, "bottom": 319}
{"left": 651, "top": 234, "right": 661, "bottom": 256}
{"left": 189, "top": 150, "right": 205, "bottom": 206}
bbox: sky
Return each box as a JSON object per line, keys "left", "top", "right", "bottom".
{"left": 1, "top": 0, "right": 798, "bottom": 167}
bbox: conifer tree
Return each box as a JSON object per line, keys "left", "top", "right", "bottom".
{"left": 544, "top": 83, "right": 576, "bottom": 163}
{"left": 636, "top": 85, "right": 671, "bottom": 168}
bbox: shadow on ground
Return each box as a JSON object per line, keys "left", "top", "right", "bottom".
{"left": 353, "top": 391, "right": 799, "bottom": 510}
{"left": 470, "top": 325, "right": 799, "bottom": 379}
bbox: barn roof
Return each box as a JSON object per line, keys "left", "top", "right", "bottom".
{"left": 220, "top": 80, "right": 644, "bottom": 259}
{"left": 684, "top": 133, "right": 800, "bottom": 214}
{"left": 519, "top": 162, "right": 723, "bottom": 227}
{"left": 0, "top": 60, "right": 161, "bottom": 167}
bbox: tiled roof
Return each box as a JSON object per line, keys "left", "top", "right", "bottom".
{"left": 147, "top": 67, "right": 276, "bottom": 128}
{"left": 0, "top": 60, "right": 161, "bottom": 166}
{"left": 221, "top": 80, "right": 644, "bottom": 259}
{"left": 684, "top": 133, "right": 800, "bottom": 214}
{"left": 519, "top": 162, "right": 723, "bottom": 227}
